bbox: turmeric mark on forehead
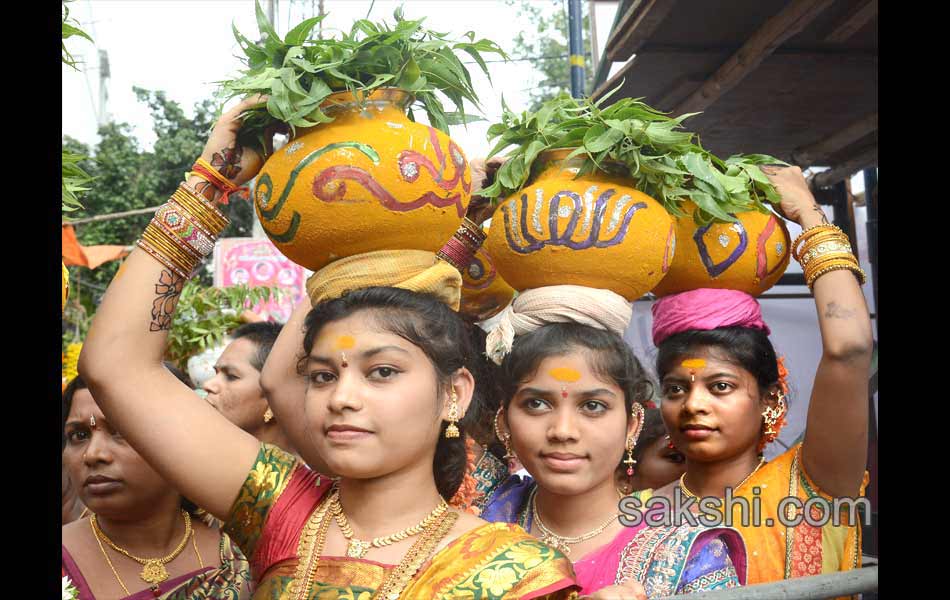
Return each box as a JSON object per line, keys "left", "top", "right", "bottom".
{"left": 334, "top": 335, "right": 356, "bottom": 350}
{"left": 548, "top": 367, "right": 582, "bottom": 382}
{"left": 681, "top": 358, "right": 706, "bottom": 370}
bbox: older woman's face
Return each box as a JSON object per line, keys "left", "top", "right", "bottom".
{"left": 63, "top": 389, "right": 177, "bottom": 518}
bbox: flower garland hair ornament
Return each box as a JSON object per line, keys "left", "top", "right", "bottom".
{"left": 448, "top": 437, "right": 481, "bottom": 515}
{"left": 485, "top": 285, "right": 633, "bottom": 365}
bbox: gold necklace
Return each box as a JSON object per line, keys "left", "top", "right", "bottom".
{"left": 294, "top": 487, "right": 457, "bottom": 600}
{"left": 90, "top": 509, "right": 193, "bottom": 585}
{"left": 531, "top": 489, "right": 617, "bottom": 556}
{"left": 679, "top": 458, "right": 766, "bottom": 499}
{"left": 330, "top": 492, "right": 449, "bottom": 559}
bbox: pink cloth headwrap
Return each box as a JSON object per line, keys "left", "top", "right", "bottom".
{"left": 651, "top": 288, "right": 770, "bottom": 346}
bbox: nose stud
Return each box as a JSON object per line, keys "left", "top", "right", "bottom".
{"left": 89, "top": 415, "right": 97, "bottom": 428}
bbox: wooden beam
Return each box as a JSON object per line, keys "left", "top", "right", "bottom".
{"left": 605, "top": 0, "right": 679, "bottom": 62}
{"left": 591, "top": 54, "right": 636, "bottom": 100}
{"left": 673, "top": 0, "right": 836, "bottom": 116}
{"left": 809, "top": 146, "right": 877, "bottom": 190}
{"left": 791, "top": 112, "right": 878, "bottom": 167}
{"left": 654, "top": 76, "right": 704, "bottom": 112}
{"left": 824, "top": 0, "right": 878, "bottom": 43}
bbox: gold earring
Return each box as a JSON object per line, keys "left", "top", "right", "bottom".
{"left": 624, "top": 403, "right": 645, "bottom": 479}
{"left": 761, "top": 392, "right": 787, "bottom": 441}
{"left": 263, "top": 407, "right": 274, "bottom": 423}
{"left": 444, "top": 389, "right": 460, "bottom": 438}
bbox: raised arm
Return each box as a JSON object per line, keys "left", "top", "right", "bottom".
{"left": 259, "top": 297, "right": 332, "bottom": 474}
{"left": 78, "top": 98, "right": 267, "bottom": 519}
{"left": 764, "top": 166, "right": 872, "bottom": 497}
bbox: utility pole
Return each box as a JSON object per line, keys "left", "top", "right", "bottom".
{"left": 97, "top": 49, "right": 111, "bottom": 127}
{"left": 567, "top": 0, "right": 586, "bottom": 98}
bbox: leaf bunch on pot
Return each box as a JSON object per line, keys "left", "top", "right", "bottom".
{"left": 479, "top": 91, "right": 788, "bottom": 225}
{"left": 219, "top": 1, "right": 508, "bottom": 154}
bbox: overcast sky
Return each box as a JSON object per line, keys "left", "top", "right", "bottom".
{"left": 62, "top": 0, "right": 620, "bottom": 160}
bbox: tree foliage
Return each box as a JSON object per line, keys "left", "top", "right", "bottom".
{"left": 65, "top": 90, "right": 257, "bottom": 322}
{"left": 508, "top": 0, "right": 595, "bottom": 112}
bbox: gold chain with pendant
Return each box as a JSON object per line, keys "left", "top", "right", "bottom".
{"left": 89, "top": 509, "right": 194, "bottom": 587}
{"left": 530, "top": 488, "right": 617, "bottom": 556}
{"left": 330, "top": 492, "right": 449, "bottom": 559}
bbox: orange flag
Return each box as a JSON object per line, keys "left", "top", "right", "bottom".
{"left": 62, "top": 225, "right": 130, "bottom": 269}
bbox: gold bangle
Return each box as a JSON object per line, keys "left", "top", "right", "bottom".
{"left": 175, "top": 182, "right": 229, "bottom": 226}
{"left": 152, "top": 207, "right": 216, "bottom": 258}
{"left": 793, "top": 224, "right": 842, "bottom": 259}
{"left": 172, "top": 187, "right": 229, "bottom": 234}
{"left": 145, "top": 220, "right": 202, "bottom": 262}
{"left": 805, "top": 251, "right": 859, "bottom": 270}
{"left": 137, "top": 235, "right": 193, "bottom": 279}
{"left": 800, "top": 246, "right": 856, "bottom": 267}
{"left": 807, "top": 263, "right": 867, "bottom": 290}
{"left": 141, "top": 225, "right": 200, "bottom": 275}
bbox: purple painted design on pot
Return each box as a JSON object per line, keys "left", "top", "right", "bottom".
{"left": 693, "top": 218, "right": 748, "bottom": 277}
{"left": 503, "top": 188, "right": 647, "bottom": 254}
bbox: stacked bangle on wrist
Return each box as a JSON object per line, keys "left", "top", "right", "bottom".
{"left": 437, "top": 218, "right": 488, "bottom": 272}
{"left": 792, "top": 224, "right": 866, "bottom": 290}
{"left": 137, "top": 182, "right": 231, "bottom": 277}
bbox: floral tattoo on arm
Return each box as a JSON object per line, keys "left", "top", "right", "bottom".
{"left": 149, "top": 269, "right": 185, "bottom": 332}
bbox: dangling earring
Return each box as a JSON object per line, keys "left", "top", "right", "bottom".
{"left": 494, "top": 407, "right": 517, "bottom": 471}
{"left": 263, "top": 407, "right": 274, "bottom": 423}
{"left": 761, "top": 392, "right": 788, "bottom": 443}
{"left": 444, "top": 389, "right": 460, "bottom": 438}
{"left": 624, "top": 403, "right": 646, "bottom": 481}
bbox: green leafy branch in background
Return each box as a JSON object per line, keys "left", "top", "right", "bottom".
{"left": 218, "top": 1, "right": 507, "bottom": 153}
{"left": 166, "top": 282, "right": 282, "bottom": 368}
{"left": 62, "top": 1, "right": 95, "bottom": 215}
{"left": 62, "top": 1, "right": 93, "bottom": 70}
{"left": 480, "top": 91, "right": 788, "bottom": 225}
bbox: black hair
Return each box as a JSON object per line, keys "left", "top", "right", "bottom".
{"left": 499, "top": 323, "right": 654, "bottom": 414}
{"left": 459, "top": 322, "right": 507, "bottom": 459}
{"left": 301, "top": 286, "right": 473, "bottom": 501}
{"left": 62, "top": 363, "right": 198, "bottom": 513}
{"left": 631, "top": 408, "right": 669, "bottom": 464}
{"left": 655, "top": 327, "right": 779, "bottom": 397}
{"left": 231, "top": 321, "right": 284, "bottom": 371}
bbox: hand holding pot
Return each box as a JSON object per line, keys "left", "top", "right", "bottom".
{"left": 198, "top": 95, "right": 270, "bottom": 189}
{"left": 467, "top": 156, "right": 507, "bottom": 225}
{"left": 761, "top": 165, "right": 828, "bottom": 228}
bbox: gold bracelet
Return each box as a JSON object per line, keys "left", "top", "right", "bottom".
{"left": 172, "top": 187, "right": 230, "bottom": 235}
{"left": 138, "top": 233, "right": 194, "bottom": 278}
{"left": 141, "top": 224, "right": 200, "bottom": 275}
{"left": 793, "top": 224, "right": 843, "bottom": 260}
{"left": 805, "top": 258, "right": 860, "bottom": 283}
{"left": 799, "top": 239, "right": 854, "bottom": 265}
{"left": 137, "top": 238, "right": 191, "bottom": 279}
{"left": 175, "top": 182, "right": 230, "bottom": 227}
{"left": 152, "top": 206, "right": 216, "bottom": 258}
{"left": 806, "top": 262, "right": 867, "bottom": 290}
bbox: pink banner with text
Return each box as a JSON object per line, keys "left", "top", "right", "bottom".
{"left": 213, "top": 238, "right": 306, "bottom": 322}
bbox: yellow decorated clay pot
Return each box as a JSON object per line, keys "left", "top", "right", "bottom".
{"left": 652, "top": 201, "right": 790, "bottom": 297}
{"left": 62, "top": 262, "right": 69, "bottom": 312}
{"left": 254, "top": 88, "right": 472, "bottom": 271}
{"left": 485, "top": 150, "right": 674, "bottom": 301}
{"left": 460, "top": 243, "right": 516, "bottom": 321}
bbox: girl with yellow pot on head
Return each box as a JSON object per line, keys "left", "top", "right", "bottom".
{"left": 78, "top": 97, "right": 579, "bottom": 599}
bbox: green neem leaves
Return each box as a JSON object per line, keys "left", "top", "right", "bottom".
{"left": 219, "top": 1, "right": 506, "bottom": 155}
{"left": 481, "top": 89, "right": 785, "bottom": 224}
